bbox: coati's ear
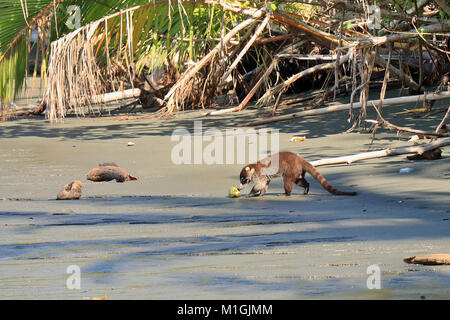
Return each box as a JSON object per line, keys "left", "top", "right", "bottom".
{"left": 250, "top": 168, "right": 255, "bottom": 175}
{"left": 245, "top": 166, "right": 250, "bottom": 172}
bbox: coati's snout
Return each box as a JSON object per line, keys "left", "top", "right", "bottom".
{"left": 239, "top": 166, "right": 255, "bottom": 190}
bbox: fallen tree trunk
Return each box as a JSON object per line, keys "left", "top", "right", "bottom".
{"left": 242, "top": 91, "right": 450, "bottom": 126}
{"left": 90, "top": 88, "right": 141, "bottom": 104}
{"left": 404, "top": 254, "right": 450, "bottom": 265}
{"left": 309, "top": 137, "right": 450, "bottom": 167}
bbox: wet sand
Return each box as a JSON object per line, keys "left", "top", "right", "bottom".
{"left": 0, "top": 91, "right": 449, "bottom": 299}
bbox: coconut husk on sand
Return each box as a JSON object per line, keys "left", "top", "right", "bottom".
{"left": 57, "top": 180, "right": 82, "bottom": 200}
{"left": 87, "top": 163, "right": 138, "bottom": 182}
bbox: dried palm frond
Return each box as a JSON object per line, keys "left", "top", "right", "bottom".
{"left": 44, "top": 20, "right": 104, "bottom": 120}
{"left": 0, "top": 0, "right": 60, "bottom": 120}
{"left": 42, "top": 1, "right": 232, "bottom": 121}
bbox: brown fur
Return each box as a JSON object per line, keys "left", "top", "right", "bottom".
{"left": 239, "top": 152, "right": 356, "bottom": 197}
{"left": 87, "top": 166, "right": 138, "bottom": 182}
{"left": 57, "top": 180, "right": 82, "bottom": 200}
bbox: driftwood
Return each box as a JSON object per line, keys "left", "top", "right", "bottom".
{"left": 375, "top": 54, "right": 420, "bottom": 92}
{"left": 57, "top": 180, "right": 82, "bottom": 200}
{"left": 220, "top": 14, "right": 272, "bottom": 83}
{"left": 90, "top": 88, "right": 141, "bottom": 104}
{"left": 206, "top": 60, "right": 277, "bottom": 116}
{"left": 407, "top": 148, "right": 442, "bottom": 160}
{"left": 371, "top": 103, "right": 450, "bottom": 137}
{"left": 87, "top": 163, "right": 138, "bottom": 182}
{"left": 309, "top": 137, "right": 450, "bottom": 167}
{"left": 358, "top": 21, "right": 450, "bottom": 48}
{"left": 436, "top": 107, "right": 450, "bottom": 134}
{"left": 206, "top": 41, "right": 310, "bottom": 116}
{"left": 242, "top": 91, "right": 450, "bottom": 127}
{"left": 164, "top": 9, "right": 265, "bottom": 112}
{"left": 404, "top": 254, "right": 450, "bottom": 265}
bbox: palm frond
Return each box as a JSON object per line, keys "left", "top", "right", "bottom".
{"left": 0, "top": 0, "right": 58, "bottom": 111}
{"left": 43, "top": 0, "right": 230, "bottom": 121}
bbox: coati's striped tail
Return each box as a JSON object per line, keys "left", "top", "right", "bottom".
{"left": 303, "top": 162, "right": 356, "bottom": 196}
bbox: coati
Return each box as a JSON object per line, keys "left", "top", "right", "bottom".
{"left": 239, "top": 151, "right": 356, "bottom": 197}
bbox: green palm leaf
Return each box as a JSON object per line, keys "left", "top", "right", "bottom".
{"left": 0, "top": 0, "right": 242, "bottom": 120}
{"left": 0, "top": 0, "right": 58, "bottom": 108}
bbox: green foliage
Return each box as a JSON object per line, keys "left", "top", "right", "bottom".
{"left": 0, "top": 0, "right": 55, "bottom": 104}
{"left": 0, "top": 0, "right": 237, "bottom": 108}
{"left": 269, "top": 2, "right": 277, "bottom": 12}
{"left": 439, "top": 10, "right": 447, "bottom": 23}
{"left": 405, "top": 1, "right": 414, "bottom": 11}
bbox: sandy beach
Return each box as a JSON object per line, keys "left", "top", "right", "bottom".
{"left": 0, "top": 90, "right": 449, "bottom": 299}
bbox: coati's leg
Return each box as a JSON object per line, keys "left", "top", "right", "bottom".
{"left": 295, "top": 177, "right": 310, "bottom": 195}
{"left": 246, "top": 180, "right": 270, "bottom": 198}
{"left": 283, "top": 176, "right": 295, "bottom": 196}
{"left": 246, "top": 186, "right": 262, "bottom": 198}
{"left": 259, "top": 180, "right": 270, "bottom": 197}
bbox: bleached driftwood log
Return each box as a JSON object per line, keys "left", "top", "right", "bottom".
{"left": 90, "top": 89, "right": 141, "bottom": 104}
{"left": 243, "top": 91, "right": 450, "bottom": 126}
{"left": 87, "top": 163, "right": 138, "bottom": 182}
{"left": 404, "top": 254, "right": 450, "bottom": 265}
{"left": 309, "top": 137, "right": 450, "bottom": 167}
{"left": 57, "top": 180, "right": 82, "bottom": 200}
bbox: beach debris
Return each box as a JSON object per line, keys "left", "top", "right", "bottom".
{"left": 127, "top": 141, "right": 135, "bottom": 146}
{"left": 404, "top": 254, "right": 450, "bottom": 265}
{"left": 57, "top": 180, "right": 82, "bottom": 200}
{"left": 229, "top": 187, "right": 241, "bottom": 198}
{"left": 87, "top": 163, "right": 138, "bottom": 182}
{"left": 243, "top": 92, "right": 450, "bottom": 127}
{"left": 399, "top": 168, "right": 412, "bottom": 174}
{"left": 407, "top": 148, "right": 442, "bottom": 160}
{"left": 408, "top": 135, "right": 427, "bottom": 142}
{"left": 309, "top": 137, "right": 450, "bottom": 167}
{"left": 92, "top": 295, "right": 107, "bottom": 300}
{"left": 290, "top": 136, "right": 306, "bottom": 142}
{"left": 407, "top": 107, "right": 431, "bottom": 113}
